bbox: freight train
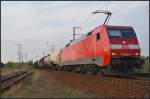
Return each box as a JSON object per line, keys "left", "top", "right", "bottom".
{"left": 34, "top": 25, "right": 144, "bottom": 75}
{"left": 33, "top": 10, "right": 144, "bottom": 75}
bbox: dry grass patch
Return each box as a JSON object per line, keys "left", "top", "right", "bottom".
{"left": 19, "top": 69, "right": 94, "bottom": 98}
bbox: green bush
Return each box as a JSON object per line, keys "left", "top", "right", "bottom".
{"left": 4, "top": 62, "right": 26, "bottom": 69}
{"left": 143, "top": 59, "right": 149, "bottom": 73}
{"left": 27, "top": 61, "right": 33, "bottom": 65}
{"left": 5, "top": 61, "right": 14, "bottom": 68}
{"left": 134, "top": 56, "right": 149, "bottom": 73}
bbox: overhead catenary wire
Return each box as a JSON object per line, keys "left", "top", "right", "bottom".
{"left": 46, "top": 2, "right": 112, "bottom": 47}
{"left": 113, "top": 6, "right": 148, "bottom": 24}
{"left": 125, "top": 6, "right": 148, "bottom": 21}
{"left": 73, "top": 1, "right": 90, "bottom": 25}
{"left": 78, "top": 1, "right": 111, "bottom": 29}
{"left": 78, "top": 14, "right": 94, "bottom": 27}
{"left": 67, "top": 2, "right": 112, "bottom": 41}
{"left": 33, "top": 2, "right": 148, "bottom": 61}
{"left": 86, "top": 1, "right": 137, "bottom": 26}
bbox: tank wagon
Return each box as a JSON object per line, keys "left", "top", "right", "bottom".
{"left": 50, "top": 49, "right": 62, "bottom": 69}
{"left": 43, "top": 54, "right": 51, "bottom": 68}
{"left": 36, "top": 49, "right": 62, "bottom": 69}
{"left": 38, "top": 57, "right": 45, "bottom": 68}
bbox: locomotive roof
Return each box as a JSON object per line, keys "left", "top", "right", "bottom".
{"left": 65, "top": 25, "right": 133, "bottom": 47}
{"left": 69, "top": 26, "right": 102, "bottom": 46}
{"left": 66, "top": 29, "right": 97, "bottom": 47}
{"left": 105, "top": 25, "right": 133, "bottom": 29}
{"left": 65, "top": 26, "right": 101, "bottom": 47}
{"left": 69, "top": 34, "right": 87, "bottom": 46}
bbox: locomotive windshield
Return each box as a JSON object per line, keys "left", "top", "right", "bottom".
{"left": 108, "top": 29, "right": 137, "bottom": 39}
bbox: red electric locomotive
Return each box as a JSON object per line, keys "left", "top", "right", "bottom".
{"left": 61, "top": 10, "right": 144, "bottom": 74}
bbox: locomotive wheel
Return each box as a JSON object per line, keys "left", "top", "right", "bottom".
{"left": 65, "top": 65, "right": 68, "bottom": 71}
{"left": 81, "top": 65, "right": 86, "bottom": 74}
{"left": 68, "top": 68, "right": 72, "bottom": 72}
{"left": 62, "top": 66, "right": 66, "bottom": 71}
{"left": 70, "top": 66, "right": 74, "bottom": 72}
{"left": 100, "top": 67, "right": 110, "bottom": 75}
{"left": 111, "top": 64, "right": 134, "bottom": 74}
{"left": 86, "top": 65, "right": 98, "bottom": 75}
{"left": 74, "top": 65, "right": 80, "bottom": 73}
{"left": 67, "top": 65, "right": 72, "bottom": 72}
{"left": 79, "top": 65, "right": 84, "bottom": 73}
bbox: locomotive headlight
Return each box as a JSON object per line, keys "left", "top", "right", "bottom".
{"left": 112, "top": 52, "right": 117, "bottom": 56}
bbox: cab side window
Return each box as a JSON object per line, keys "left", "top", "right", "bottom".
{"left": 96, "top": 33, "right": 101, "bottom": 41}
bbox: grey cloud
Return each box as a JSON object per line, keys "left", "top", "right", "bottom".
{"left": 1, "top": 1, "right": 149, "bottom": 63}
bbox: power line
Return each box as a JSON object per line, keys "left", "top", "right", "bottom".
{"left": 72, "top": 26, "right": 82, "bottom": 40}
{"left": 78, "top": 1, "right": 111, "bottom": 28}
{"left": 15, "top": 43, "right": 22, "bottom": 63}
{"left": 25, "top": 52, "right": 28, "bottom": 62}
{"left": 44, "top": 2, "right": 111, "bottom": 47}
{"left": 127, "top": 7, "right": 148, "bottom": 19}
{"left": 78, "top": 14, "right": 94, "bottom": 27}
{"left": 51, "top": 44, "right": 56, "bottom": 53}
{"left": 73, "top": 2, "right": 89, "bottom": 26}
{"left": 114, "top": 6, "right": 148, "bottom": 24}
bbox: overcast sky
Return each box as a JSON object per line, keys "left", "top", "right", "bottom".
{"left": 1, "top": 1, "right": 149, "bottom": 63}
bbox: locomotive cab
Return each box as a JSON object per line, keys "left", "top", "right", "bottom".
{"left": 106, "top": 26, "right": 143, "bottom": 72}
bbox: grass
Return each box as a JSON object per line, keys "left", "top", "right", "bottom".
{"left": 1, "top": 63, "right": 33, "bottom": 76}
{"left": 1, "top": 69, "right": 95, "bottom": 98}
{"left": 143, "top": 59, "right": 149, "bottom": 73}
{"left": 134, "top": 59, "right": 149, "bottom": 73}
{"left": 1, "top": 63, "right": 33, "bottom": 98}
{"left": 17, "top": 69, "right": 93, "bottom": 98}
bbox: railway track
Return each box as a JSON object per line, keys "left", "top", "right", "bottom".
{"left": 100, "top": 76, "right": 149, "bottom": 88}
{"left": 48, "top": 69, "right": 149, "bottom": 84}
{"left": 48, "top": 69, "right": 149, "bottom": 88}
{"left": 1, "top": 71, "right": 32, "bottom": 92}
{"left": 93, "top": 72, "right": 149, "bottom": 88}
{"left": 42, "top": 70, "right": 149, "bottom": 98}
{"left": 102, "top": 71, "right": 149, "bottom": 78}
